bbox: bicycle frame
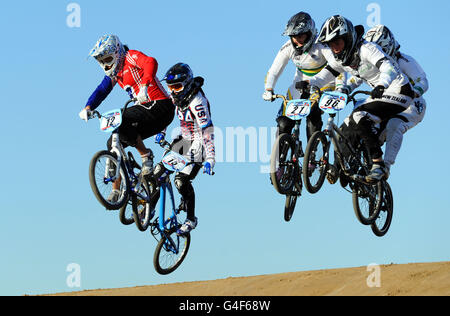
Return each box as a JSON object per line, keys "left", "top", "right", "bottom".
{"left": 157, "top": 178, "right": 178, "bottom": 234}
{"left": 95, "top": 99, "right": 148, "bottom": 201}
{"left": 320, "top": 92, "right": 373, "bottom": 185}
{"left": 275, "top": 94, "right": 306, "bottom": 159}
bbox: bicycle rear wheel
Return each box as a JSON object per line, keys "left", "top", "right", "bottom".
{"left": 371, "top": 181, "right": 394, "bottom": 237}
{"left": 119, "top": 198, "right": 134, "bottom": 225}
{"left": 132, "top": 178, "right": 156, "bottom": 232}
{"left": 270, "top": 133, "right": 297, "bottom": 195}
{"left": 153, "top": 226, "right": 191, "bottom": 275}
{"left": 89, "top": 150, "right": 129, "bottom": 210}
{"left": 303, "top": 131, "right": 329, "bottom": 194}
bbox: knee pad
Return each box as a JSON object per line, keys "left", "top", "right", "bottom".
{"left": 306, "top": 106, "right": 323, "bottom": 139}
{"left": 174, "top": 175, "right": 195, "bottom": 198}
{"left": 153, "top": 163, "right": 166, "bottom": 178}
{"left": 386, "top": 118, "right": 408, "bottom": 137}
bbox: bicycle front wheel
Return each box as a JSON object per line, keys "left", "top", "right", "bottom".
{"left": 371, "top": 181, "right": 394, "bottom": 237}
{"left": 284, "top": 194, "right": 297, "bottom": 222}
{"left": 352, "top": 181, "right": 383, "bottom": 225}
{"left": 303, "top": 131, "right": 328, "bottom": 194}
{"left": 89, "top": 150, "right": 129, "bottom": 210}
{"left": 153, "top": 227, "right": 191, "bottom": 275}
{"left": 270, "top": 133, "right": 297, "bottom": 195}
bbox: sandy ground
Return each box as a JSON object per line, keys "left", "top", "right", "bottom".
{"left": 50, "top": 261, "right": 450, "bottom": 296}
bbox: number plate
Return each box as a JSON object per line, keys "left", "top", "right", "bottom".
{"left": 162, "top": 151, "right": 189, "bottom": 172}
{"left": 285, "top": 99, "right": 311, "bottom": 121}
{"left": 100, "top": 109, "right": 122, "bottom": 133}
{"left": 319, "top": 91, "right": 348, "bottom": 114}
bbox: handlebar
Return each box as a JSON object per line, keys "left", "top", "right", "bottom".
{"left": 347, "top": 91, "right": 371, "bottom": 105}
{"left": 158, "top": 139, "right": 214, "bottom": 175}
{"left": 90, "top": 98, "right": 137, "bottom": 120}
{"left": 271, "top": 94, "right": 288, "bottom": 104}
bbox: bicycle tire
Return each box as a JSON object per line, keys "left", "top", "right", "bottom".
{"left": 352, "top": 181, "right": 382, "bottom": 225}
{"left": 351, "top": 141, "right": 383, "bottom": 225}
{"left": 132, "top": 178, "right": 156, "bottom": 232}
{"left": 89, "top": 150, "right": 129, "bottom": 210}
{"left": 153, "top": 226, "right": 191, "bottom": 275}
{"left": 284, "top": 194, "right": 297, "bottom": 222}
{"left": 119, "top": 198, "right": 134, "bottom": 225}
{"left": 302, "top": 131, "right": 329, "bottom": 194}
{"left": 270, "top": 133, "right": 297, "bottom": 195}
{"left": 371, "top": 181, "right": 394, "bottom": 237}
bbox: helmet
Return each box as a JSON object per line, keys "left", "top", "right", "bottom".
{"left": 364, "top": 25, "right": 400, "bottom": 58}
{"left": 317, "top": 15, "right": 358, "bottom": 65}
{"left": 89, "top": 35, "right": 126, "bottom": 78}
{"left": 283, "top": 12, "right": 317, "bottom": 54}
{"left": 164, "top": 63, "right": 195, "bottom": 106}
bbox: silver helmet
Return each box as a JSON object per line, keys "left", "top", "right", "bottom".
{"left": 89, "top": 35, "right": 126, "bottom": 78}
{"left": 364, "top": 25, "right": 400, "bottom": 58}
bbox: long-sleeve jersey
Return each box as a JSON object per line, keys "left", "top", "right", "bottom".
{"left": 86, "top": 50, "right": 168, "bottom": 109}
{"left": 309, "top": 41, "right": 410, "bottom": 93}
{"left": 264, "top": 40, "right": 329, "bottom": 91}
{"left": 175, "top": 91, "right": 215, "bottom": 164}
{"left": 397, "top": 53, "right": 428, "bottom": 97}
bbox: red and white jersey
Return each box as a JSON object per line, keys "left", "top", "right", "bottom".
{"left": 115, "top": 50, "right": 169, "bottom": 101}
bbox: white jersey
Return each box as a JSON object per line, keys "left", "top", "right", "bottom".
{"left": 390, "top": 52, "right": 428, "bottom": 126}
{"left": 265, "top": 40, "right": 333, "bottom": 96}
{"left": 310, "top": 41, "right": 410, "bottom": 95}
{"left": 175, "top": 91, "right": 215, "bottom": 165}
{"left": 398, "top": 53, "right": 428, "bottom": 97}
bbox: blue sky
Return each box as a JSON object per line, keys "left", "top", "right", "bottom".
{"left": 0, "top": 0, "right": 449, "bottom": 295}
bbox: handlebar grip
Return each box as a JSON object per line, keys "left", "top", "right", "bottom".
{"left": 92, "top": 110, "right": 101, "bottom": 119}
{"left": 160, "top": 140, "right": 172, "bottom": 149}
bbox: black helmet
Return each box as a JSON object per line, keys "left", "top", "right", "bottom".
{"left": 283, "top": 12, "right": 317, "bottom": 54}
{"left": 318, "top": 15, "right": 361, "bottom": 66}
{"left": 164, "top": 63, "right": 194, "bottom": 92}
{"left": 164, "top": 63, "right": 205, "bottom": 110}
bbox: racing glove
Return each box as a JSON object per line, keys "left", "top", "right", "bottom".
{"left": 203, "top": 161, "right": 215, "bottom": 176}
{"left": 336, "top": 85, "right": 350, "bottom": 97}
{"left": 155, "top": 132, "right": 166, "bottom": 144}
{"left": 371, "top": 85, "right": 385, "bottom": 99}
{"left": 137, "top": 85, "right": 149, "bottom": 104}
{"left": 79, "top": 107, "right": 93, "bottom": 122}
{"left": 262, "top": 90, "right": 274, "bottom": 102}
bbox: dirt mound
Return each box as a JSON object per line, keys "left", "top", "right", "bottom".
{"left": 50, "top": 261, "right": 450, "bottom": 296}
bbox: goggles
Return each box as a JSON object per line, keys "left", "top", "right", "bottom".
{"left": 97, "top": 55, "right": 114, "bottom": 65}
{"left": 167, "top": 82, "right": 184, "bottom": 93}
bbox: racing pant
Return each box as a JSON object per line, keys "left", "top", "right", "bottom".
{"left": 107, "top": 98, "right": 174, "bottom": 150}
{"left": 379, "top": 96, "right": 426, "bottom": 169}
{"left": 347, "top": 83, "right": 414, "bottom": 160}
{"left": 152, "top": 137, "right": 203, "bottom": 221}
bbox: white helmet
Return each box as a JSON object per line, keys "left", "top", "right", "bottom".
{"left": 364, "top": 25, "right": 400, "bottom": 58}
{"left": 89, "top": 35, "right": 126, "bottom": 78}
